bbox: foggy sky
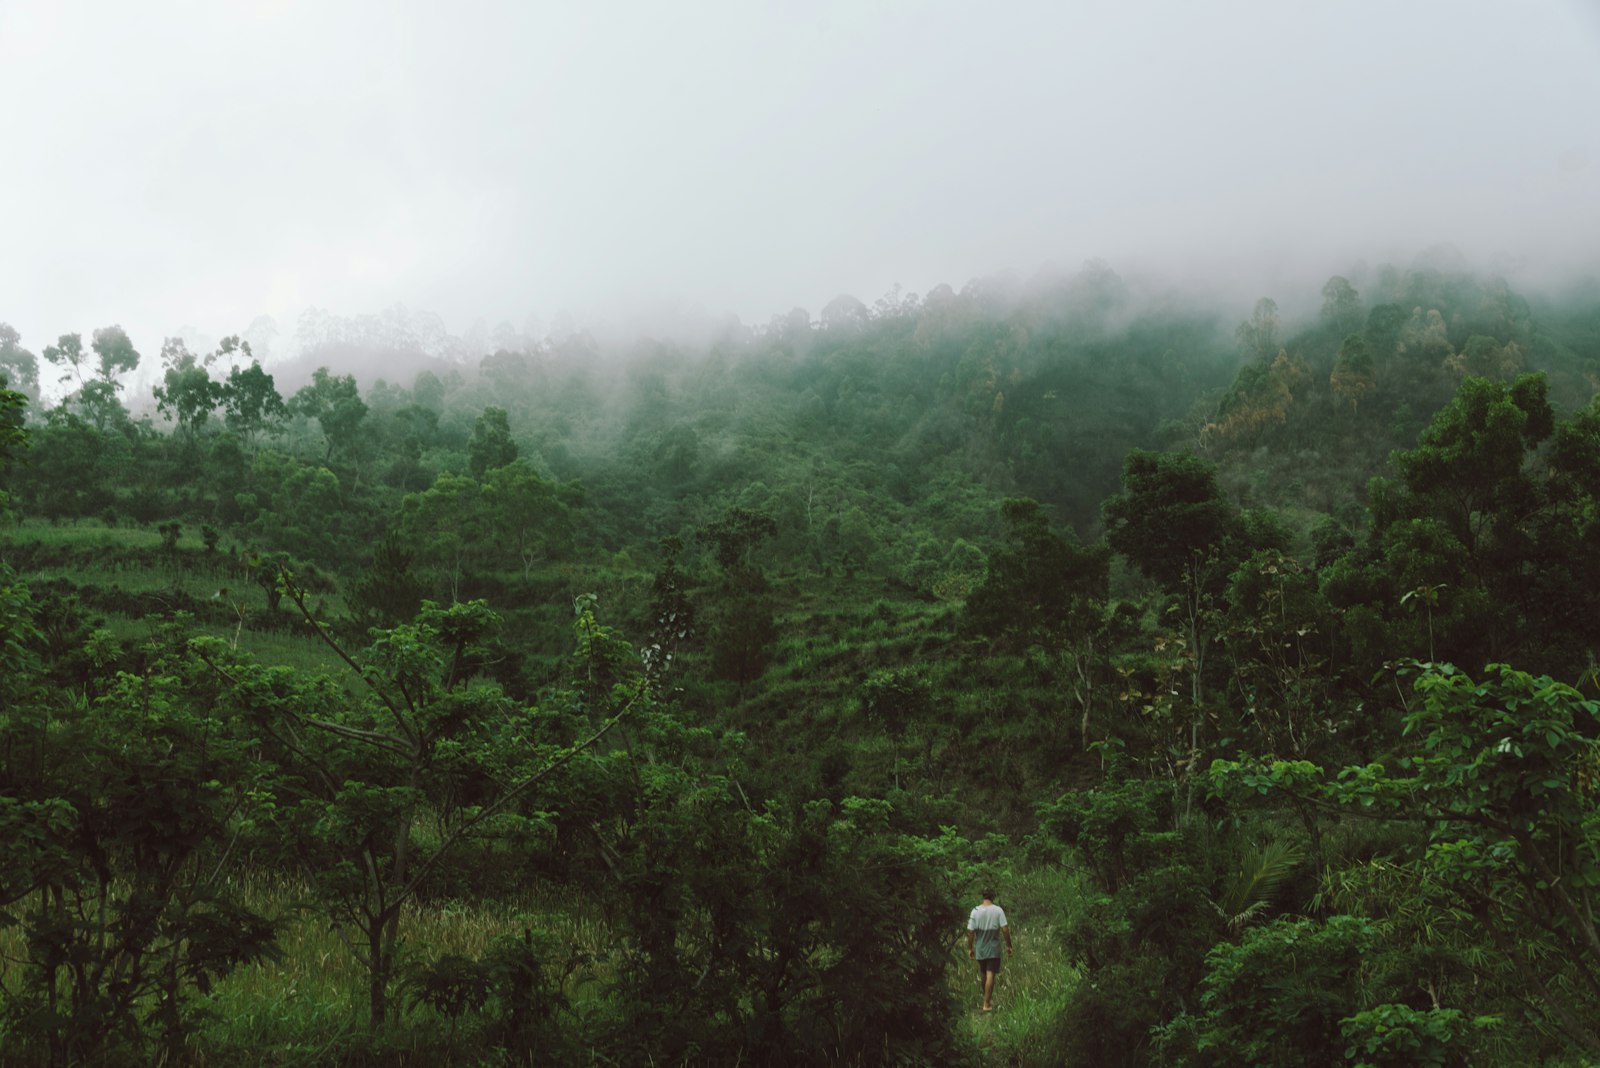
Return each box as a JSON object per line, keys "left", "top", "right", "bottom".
{"left": 3, "top": 0, "right": 1598, "bottom": 363}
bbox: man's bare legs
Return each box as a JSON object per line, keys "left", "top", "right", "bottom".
{"left": 979, "top": 962, "right": 997, "bottom": 1011}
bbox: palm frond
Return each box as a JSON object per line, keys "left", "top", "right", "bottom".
{"left": 1213, "top": 839, "right": 1306, "bottom": 931}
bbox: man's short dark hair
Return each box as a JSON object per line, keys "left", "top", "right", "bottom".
{"left": 981, "top": 889, "right": 995, "bottom": 902}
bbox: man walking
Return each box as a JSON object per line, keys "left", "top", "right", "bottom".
{"left": 966, "top": 889, "right": 1013, "bottom": 1012}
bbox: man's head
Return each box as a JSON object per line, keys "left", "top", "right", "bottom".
{"left": 981, "top": 889, "right": 994, "bottom": 903}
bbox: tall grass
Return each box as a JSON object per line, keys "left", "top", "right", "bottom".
{"left": 199, "top": 874, "right": 609, "bottom": 1064}
{"left": 1, "top": 865, "right": 1089, "bottom": 1065}
{"left": 952, "top": 866, "right": 1086, "bottom": 1066}
{"left": 0, "top": 870, "right": 609, "bottom": 1066}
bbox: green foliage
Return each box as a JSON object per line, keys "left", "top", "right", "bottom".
{"left": 1028, "top": 777, "right": 1233, "bottom": 1066}
{"left": 1221, "top": 549, "right": 1337, "bottom": 756}
{"left": 643, "top": 535, "right": 695, "bottom": 683}
{"left": 11, "top": 410, "right": 124, "bottom": 519}
{"left": 346, "top": 532, "right": 426, "bottom": 629}
{"left": 1323, "top": 371, "right": 1600, "bottom": 680}
{"left": 1214, "top": 661, "right": 1600, "bottom": 1058}
{"left": 198, "top": 583, "right": 651, "bottom": 1029}
{"left": 605, "top": 786, "right": 972, "bottom": 1065}
{"left": 0, "top": 610, "right": 280, "bottom": 1063}
{"left": 964, "top": 497, "right": 1108, "bottom": 647}
{"left": 153, "top": 339, "right": 226, "bottom": 444}
{"left": 466, "top": 405, "right": 518, "bottom": 477}
{"left": 0, "top": 377, "right": 27, "bottom": 514}
{"left": 859, "top": 667, "right": 933, "bottom": 733}
{"left": 1235, "top": 297, "right": 1281, "bottom": 361}
{"left": 398, "top": 471, "right": 487, "bottom": 599}
{"left": 1033, "top": 775, "right": 1174, "bottom": 894}
{"left": 0, "top": 323, "right": 40, "bottom": 401}
{"left": 5, "top": 265, "right": 1600, "bottom": 1062}
{"left": 220, "top": 360, "right": 287, "bottom": 446}
{"left": 41, "top": 333, "right": 87, "bottom": 387}
{"left": 1341, "top": 1003, "right": 1493, "bottom": 1068}
{"left": 696, "top": 505, "right": 783, "bottom": 691}
{"left": 481, "top": 460, "right": 579, "bottom": 578}
{"left": 699, "top": 505, "right": 779, "bottom": 576}
{"left": 35, "top": 327, "right": 141, "bottom": 433}
{"left": 89, "top": 325, "right": 140, "bottom": 385}
{"left": 705, "top": 589, "right": 778, "bottom": 688}
{"left": 1385, "top": 373, "right": 1552, "bottom": 541}
{"left": 290, "top": 366, "right": 368, "bottom": 463}
{"left": 398, "top": 461, "right": 580, "bottom": 597}
{"left": 1104, "top": 450, "right": 1237, "bottom": 591}
{"left": 474, "top": 925, "right": 591, "bottom": 1062}
{"left": 1211, "top": 838, "right": 1305, "bottom": 932}
{"left": 402, "top": 953, "right": 488, "bottom": 1045}
{"left": 0, "top": 566, "right": 41, "bottom": 704}
{"left": 1321, "top": 276, "right": 1364, "bottom": 336}
{"left": 1330, "top": 333, "right": 1377, "bottom": 412}
{"left": 249, "top": 451, "right": 351, "bottom": 563}
{"left": 1155, "top": 915, "right": 1381, "bottom": 1067}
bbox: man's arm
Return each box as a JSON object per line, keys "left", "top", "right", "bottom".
{"left": 966, "top": 929, "right": 976, "bottom": 958}
{"left": 1002, "top": 924, "right": 1014, "bottom": 955}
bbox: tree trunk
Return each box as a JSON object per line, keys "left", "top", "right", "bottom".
{"left": 368, "top": 922, "right": 389, "bottom": 1028}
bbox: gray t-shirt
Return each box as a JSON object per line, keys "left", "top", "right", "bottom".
{"left": 968, "top": 903, "right": 1007, "bottom": 960}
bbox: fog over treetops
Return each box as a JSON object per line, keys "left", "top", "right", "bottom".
{"left": 12, "top": 7, "right": 1600, "bottom": 1065}
{"left": 3, "top": 0, "right": 1598, "bottom": 371}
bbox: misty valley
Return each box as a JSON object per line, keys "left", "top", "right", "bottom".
{"left": 6, "top": 257, "right": 1600, "bottom": 1066}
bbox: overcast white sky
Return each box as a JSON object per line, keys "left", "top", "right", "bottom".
{"left": 2, "top": 0, "right": 1598, "bottom": 359}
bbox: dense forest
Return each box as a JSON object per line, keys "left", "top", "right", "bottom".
{"left": 4, "top": 255, "right": 1600, "bottom": 1065}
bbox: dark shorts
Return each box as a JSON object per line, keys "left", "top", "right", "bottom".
{"left": 978, "top": 956, "right": 1002, "bottom": 975}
